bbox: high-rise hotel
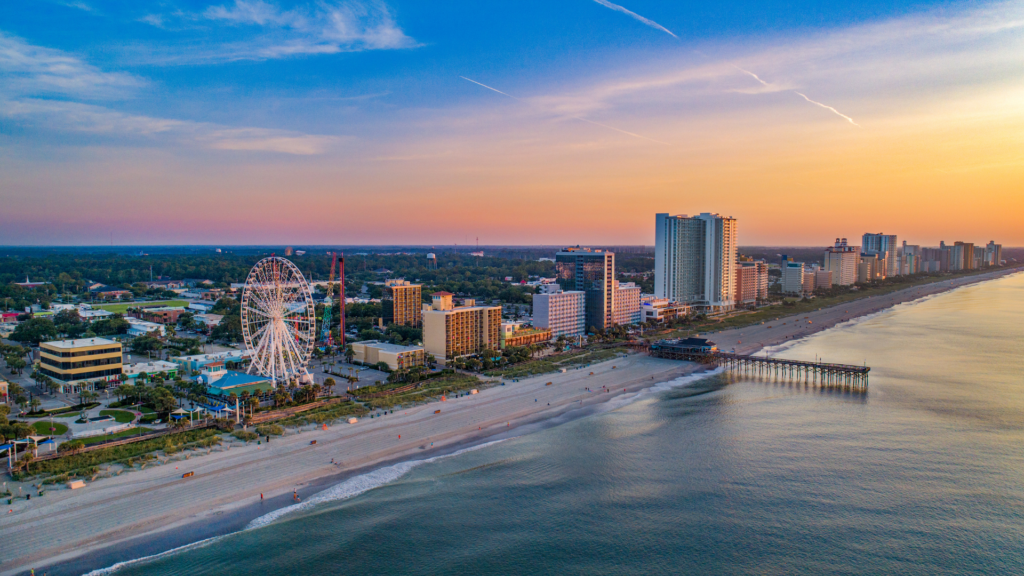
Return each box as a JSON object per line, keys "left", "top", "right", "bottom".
{"left": 383, "top": 279, "right": 422, "bottom": 327}
{"left": 654, "top": 213, "right": 737, "bottom": 312}
{"left": 555, "top": 247, "right": 616, "bottom": 332}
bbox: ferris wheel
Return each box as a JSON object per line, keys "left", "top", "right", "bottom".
{"left": 241, "top": 256, "right": 316, "bottom": 385}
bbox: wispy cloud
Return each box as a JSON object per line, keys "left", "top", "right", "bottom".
{"left": 57, "top": 1, "right": 94, "bottom": 12}
{"left": 528, "top": 2, "right": 1024, "bottom": 130}
{"left": 1, "top": 98, "right": 342, "bottom": 154}
{"left": 201, "top": 128, "right": 341, "bottom": 154}
{"left": 139, "top": 0, "right": 418, "bottom": 63}
{"left": 460, "top": 76, "right": 670, "bottom": 145}
{"left": 0, "top": 34, "right": 341, "bottom": 154}
{"left": 590, "top": 0, "right": 677, "bottom": 38}
{"left": 0, "top": 31, "right": 142, "bottom": 98}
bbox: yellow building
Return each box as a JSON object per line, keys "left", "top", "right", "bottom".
{"left": 422, "top": 292, "right": 501, "bottom": 361}
{"left": 351, "top": 340, "right": 425, "bottom": 371}
{"left": 501, "top": 326, "right": 553, "bottom": 349}
{"left": 39, "top": 338, "right": 123, "bottom": 393}
{"left": 383, "top": 280, "right": 423, "bottom": 327}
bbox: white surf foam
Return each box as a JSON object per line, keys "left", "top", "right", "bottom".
{"left": 246, "top": 437, "right": 510, "bottom": 530}
{"left": 584, "top": 367, "right": 725, "bottom": 415}
{"left": 85, "top": 438, "right": 512, "bottom": 574}
{"left": 82, "top": 534, "right": 229, "bottom": 576}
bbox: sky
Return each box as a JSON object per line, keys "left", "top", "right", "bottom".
{"left": 0, "top": 0, "right": 1022, "bottom": 246}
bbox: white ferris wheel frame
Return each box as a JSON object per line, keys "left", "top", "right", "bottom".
{"left": 240, "top": 256, "right": 316, "bottom": 385}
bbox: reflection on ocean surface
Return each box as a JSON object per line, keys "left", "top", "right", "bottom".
{"left": 109, "top": 274, "right": 1024, "bottom": 576}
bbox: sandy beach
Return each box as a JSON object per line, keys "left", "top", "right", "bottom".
{"left": 1, "top": 267, "right": 1019, "bottom": 576}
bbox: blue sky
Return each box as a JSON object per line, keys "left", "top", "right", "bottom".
{"left": 1, "top": 0, "right": 1022, "bottom": 245}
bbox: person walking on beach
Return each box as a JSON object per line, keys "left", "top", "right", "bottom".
{"left": 260, "top": 493, "right": 264, "bottom": 501}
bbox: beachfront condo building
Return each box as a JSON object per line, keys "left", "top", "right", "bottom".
{"left": 953, "top": 241, "right": 976, "bottom": 270}
{"left": 654, "top": 212, "right": 738, "bottom": 312}
{"left": 555, "top": 247, "right": 616, "bottom": 331}
{"left": 901, "top": 242, "right": 922, "bottom": 275}
{"left": 824, "top": 238, "right": 860, "bottom": 286}
{"left": 500, "top": 325, "right": 554, "bottom": 349}
{"left": 422, "top": 292, "right": 501, "bottom": 360}
{"left": 383, "top": 280, "right": 423, "bottom": 327}
{"left": 735, "top": 259, "right": 769, "bottom": 304}
{"left": 613, "top": 281, "right": 642, "bottom": 326}
{"left": 858, "top": 253, "right": 885, "bottom": 283}
{"left": 781, "top": 260, "right": 805, "bottom": 294}
{"left": 533, "top": 290, "right": 586, "bottom": 338}
{"left": 985, "top": 241, "right": 1003, "bottom": 266}
{"left": 39, "top": 337, "right": 123, "bottom": 393}
{"left": 641, "top": 297, "right": 692, "bottom": 322}
{"left": 920, "top": 246, "right": 948, "bottom": 273}
{"left": 862, "top": 233, "right": 900, "bottom": 277}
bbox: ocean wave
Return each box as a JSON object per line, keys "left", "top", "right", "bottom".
{"left": 585, "top": 367, "right": 725, "bottom": 414}
{"left": 82, "top": 534, "right": 230, "bottom": 576}
{"left": 86, "top": 438, "right": 512, "bottom": 574}
{"left": 245, "top": 437, "right": 510, "bottom": 529}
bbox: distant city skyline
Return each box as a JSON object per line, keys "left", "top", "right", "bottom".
{"left": 2, "top": 0, "right": 1022, "bottom": 245}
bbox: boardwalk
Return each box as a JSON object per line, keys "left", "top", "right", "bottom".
{"left": 649, "top": 339, "right": 869, "bottom": 391}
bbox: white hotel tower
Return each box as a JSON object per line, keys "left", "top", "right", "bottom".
{"left": 654, "top": 212, "right": 738, "bottom": 312}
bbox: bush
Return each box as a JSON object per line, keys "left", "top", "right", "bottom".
{"left": 256, "top": 424, "right": 283, "bottom": 436}
{"left": 232, "top": 430, "right": 258, "bottom": 442}
{"left": 14, "top": 429, "right": 221, "bottom": 480}
{"left": 58, "top": 440, "right": 85, "bottom": 453}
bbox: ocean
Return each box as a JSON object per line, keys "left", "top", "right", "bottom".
{"left": 96, "top": 273, "right": 1024, "bottom": 575}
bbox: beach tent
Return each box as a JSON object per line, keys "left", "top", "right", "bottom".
{"left": 38, "top": 438, "right": 56, "bottom": 454}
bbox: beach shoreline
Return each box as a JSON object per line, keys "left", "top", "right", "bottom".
{"left": 3, "top": 266, "right": 1020, "bottom": 576}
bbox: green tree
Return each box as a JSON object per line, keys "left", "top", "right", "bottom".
{"left": 211, "top": 315, "right": 242, "bottom": 342}
{"left": 153, "top": 388, "right": 177, "bottom": 413}
{"left": 10, "top": 318, "right": 58, "bottom": 345}
{"left": 131, "top": 336, "right": 164, "bottom": 354}
{"left": 5, "top": 356, "right": 27, "bottom": 375}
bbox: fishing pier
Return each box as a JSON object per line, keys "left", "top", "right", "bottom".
{"left": 649, "top": 338, "right": 869, "bottom": 391}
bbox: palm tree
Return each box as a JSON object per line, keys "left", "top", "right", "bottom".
{"left": 29, "top": 397, "right": 41, "bottom": 413}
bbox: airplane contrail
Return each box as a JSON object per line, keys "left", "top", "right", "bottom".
{"left": 460, "top": 76, "right": 670, "bottom": 145}
{"left": 731, "top": 66, "right": 860, "bottom": 127}
{"left": 590, "top": 0, "right": 678, "bottom": 38}
{"left": 731, "top": 65, "right": 770, "bottom": 87}
{"left": 794, "top": 92, "right": 860, "bottom": 127}
{"left": 459, "top": 76, "right": 519, "bottom": 100}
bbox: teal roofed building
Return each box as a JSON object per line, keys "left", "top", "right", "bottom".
{"left": 199, "top": 367, "right": 273, "bottom": 398}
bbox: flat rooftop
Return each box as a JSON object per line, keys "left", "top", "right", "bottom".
{"left": 42, "top": 338, "right": 120, "bottom": 349}
{"left": 124, "top": 361, "right": 178, "bottom": 374}
{"left": 358, "top": 340, "right": 424, "bottom": 353}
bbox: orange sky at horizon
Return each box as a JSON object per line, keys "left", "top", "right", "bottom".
{"left": 1, "top": 1, "right": 1022, "bottom": 247}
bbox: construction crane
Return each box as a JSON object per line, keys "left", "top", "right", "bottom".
{"left": 319, "top": 252, "right": 338, "bottom": 349}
